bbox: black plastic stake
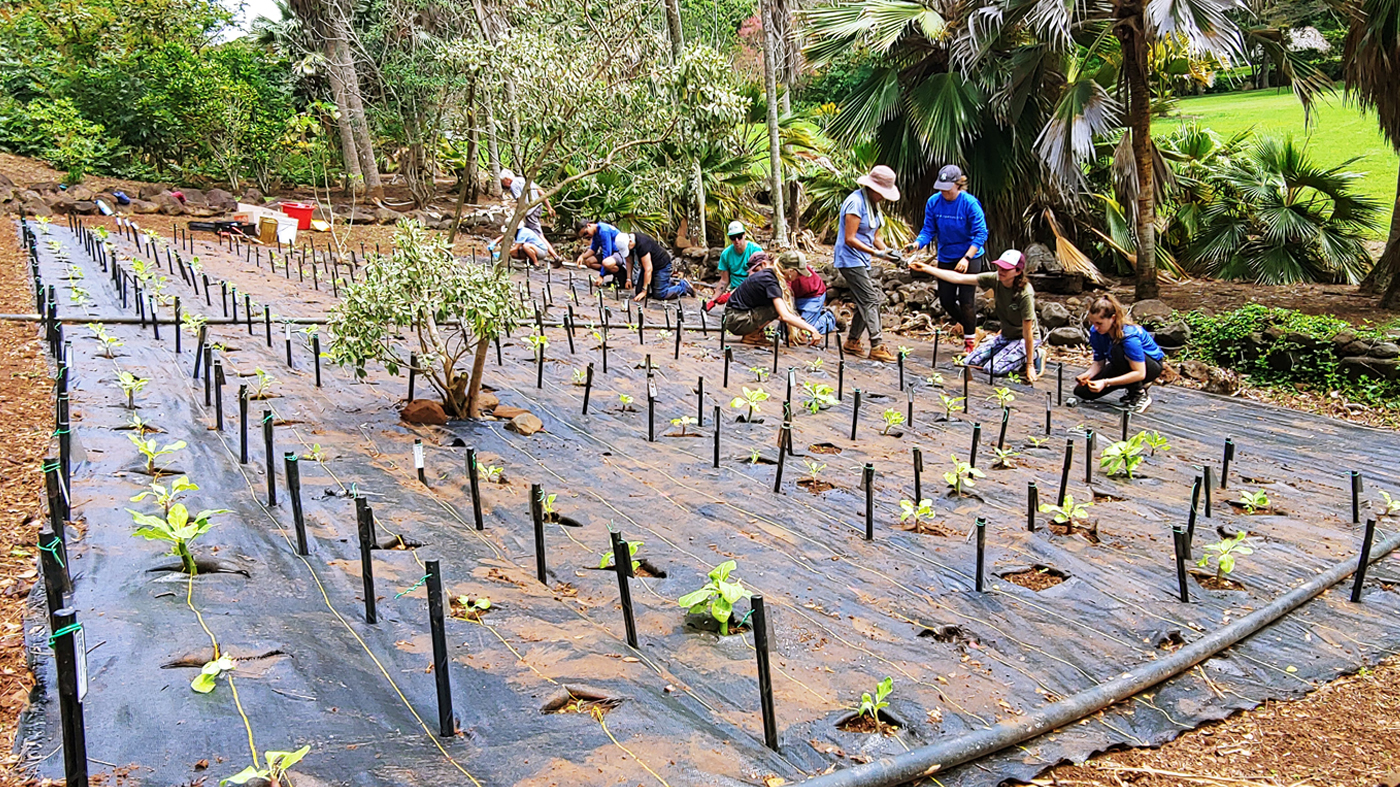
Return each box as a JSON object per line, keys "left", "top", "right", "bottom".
{"left": 898, "top": 352, "right": 905, "bottom": 391}
{"left": 1203, "top": 465, "right": 1214, "bottom": 517}
{"left": 1084, "top": 431, "right": 1096, "bottom": 484}
{"left": 1057, "top": 363, "right": 1064, "bottom": 405}
{"left": 773, "top": 424, "right": 789, "bottom": 494}
{"left": 723, "top": 346, "right": 732, "bottom": 388}
{"left": 851, "top": 389, "right": 862, "bottom": 441}
{"left": 285, "top": 324, "right": 294, "bottom": 369}
{"left": 1120, "top": 409, "right": 1130, "bottom": 443}
{"left": 674, "top": 316, "right": 683, "bottom": 359}
{"left": 466, "top": 449, "right": 484, "bottom": 531}
{"left": 1027, "top": 481, "right": 1038, "bottom": 531}
{"left": 863, "top": 463, "right": 875, "bottom": 540}
{"left": 312, "top": 334, "right": 322, "bottom": 387}
{"left": 1351, "top": 518, "right": 1378, "bottom": 603}
{"left": 1221, "top": 437, "right": 1235, "bottom": 488}
{"left": 837, "top": 359, "right": 844, "bottom": 401}
{"left": 237, "top": 385, "right": 249, "bottom": 463}
{"left": 1351, "top": 471, "right": 1362, "bottom": 524}
{"left": 712, "top": 405, "right": 722, "bottom": 468}
{"left": 1044, "top": 392, "right": 1051, "bottom": 435}
{"left": 974, "top": 517, "right": 987, "bottom": 592}
{"left": 192, "top": 325, "right": 206, "bottom": 380}
{"left": 697, "top": 376, "right": 705, "bottom": 425}
{"left": 43, "top": 460, "right": 66, "bottom": 547}
{"left": 531, "top": 484, "right": 548, "bottom": 585}
{"left": 611, "top": 531, "right": 639, "bottom": 649}
{"left": 263, "top": 411, "right": 276, "bottom": 506}
{"left": 1187, "top": 476, "right": 1202, "bottom": 558}
{"left": 1058, "top": 439, "right": 1074, "bottom": 505}
{"left": 771, "top": 325, "right": 779, "bottom": 374}
{"left": 212, "top": 361, "right": 224, "bottom": 431}
{"left": 931, "top": 332, "right": 940, "bottom": 368}
{"left": 912, "top": 447, "right": 923, "bottom": 504}
{"left": 51, "top": 607, "right": 88, "bottom": 787}
{"left": 997, "top": 407, "right": 1010, "bottom": 450}
{"left": 39, "top": 529, "right": 69, "bottom": 620}
{"left": 285, "top": 453, "right": 307, "bottom": 555}
{"left": 173, "top": 297, "right": 182, "bottom": 354}
{"left": 425, "top": 560, "right": 454, "bottom": 736}
{"left": 355, "top": 497, "right": 378, "bottom": 623}
{"left": 969, "top": 423, "right": 982, "bottom": 468}
{"left": 582, "top": 363, "right": 594, "bottom": 414}
{"left": 1173, "top": 527, "right": 1190, "bottom": 603}
{"left": 647, "top": 391, "right": 655, "bottom": 442}
{"left": 752, "top": 595, "right": 779, "bottom": 752}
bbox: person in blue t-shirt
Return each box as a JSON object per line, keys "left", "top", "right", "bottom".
{"left": 574, "top": 220, "right": 622, "bottom": 285}
{"left": 905, "top": 164, "right": 989, "bottom": 356}
{"left": 1073, "top": 294, "right": 1166, "bottom": 413}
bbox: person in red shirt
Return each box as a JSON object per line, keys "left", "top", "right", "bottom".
{"left": 786, "top": 252, "right": 836, "bottom": 342}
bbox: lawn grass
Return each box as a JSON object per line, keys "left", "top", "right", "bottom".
{"left": 1155, "top": 88, "right": 1398, "bottom": 232}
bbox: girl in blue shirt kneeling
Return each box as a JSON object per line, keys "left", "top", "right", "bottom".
{"left": 1073, "top": 294, "right": 1165, "bottom": 413}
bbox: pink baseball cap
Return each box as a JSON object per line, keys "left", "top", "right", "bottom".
{"left": 992, "top": 249, "right": 1024, "bottom": 270}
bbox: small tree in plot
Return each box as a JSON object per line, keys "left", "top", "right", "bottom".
{"left": 327, "top": 220, "right": 521, "bottom": 418}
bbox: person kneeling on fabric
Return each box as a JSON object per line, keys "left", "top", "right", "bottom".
{"left": 723, "top": 250, "right": 821, "bottom": 346}
{"left": 788, "top": 252, "right": 837, "bottom": 342}
{"left": 624, "top": 231, "right": 695, "bottom": 302}
{"left": 910, "top": 249, "right": 1043, "bottom": 382}
{"left": 1073, "top": 294, "right": 1164, "bottom": 413}
{"left": 492, "top": 225, "right": 559, "bottom": 268}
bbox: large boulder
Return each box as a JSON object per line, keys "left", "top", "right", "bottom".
{"left": 27, "top": 181, "right": 60, "bottom": 194}
{"left": 153, "top": 192, "right": 185, "bottom": 215}
{"left": 130, "top": 199, "right": 161, "bottom": 215}
{"left": 401, "top": 399, "right": 449, "bottom": 425}
{"left": 1038, "top": 301, "right": 1071, "bottom": 330}
{"left": 180, "top": 187, "right": 209, "bottom": 206}
{"left": 206, "top": 188, "right": 238, "bottom": 212}
{"left": 1047, "top": 326, "right": 1088, "bottom": 347}
{"left": 1130, "top": 298, "right": 1173, "bottom": 328}
{"left": 1024, "top": 243, "right": 1060, "bottom": 274}
{"left": 240, "top": 187, "right": 265, "bottom": 205}
{"left": 0, "top": 173, "right": 12, "bottom": 188}
{"left": 21, "top": 196, "right": 53, "bottom": 217}
{"left": 1370, "top": 341, "right": 1400, "bottom": 360}
{"left": 137, "top": 183, "right": 170, "bottom": 200}
{"left": 72, "top": 201, "right": 98, "bottom": 215}
{"left": 43, "top": 191, "right": 76, "bottom": 213}
{"left": 1151, "top": 320, "right": 1191, "bottom": 350}
{"left": 374, "top": 206, "right": 404, "bottom": 225}
{"left": 1341, "top": 355, "right": 1400, "bottom": 381}
{"left": 1179, "top": 359, "right": 1242, "bottom": 395}
{"left": 67, "top": 185, "right": 95, "bottom": 202}
{"left": 184, "top": 204, "right": 223, "bottom": 218}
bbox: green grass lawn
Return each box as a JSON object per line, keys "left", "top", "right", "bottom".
{"left": 1155, "top": 89, "right": 1398, "bottom": 233}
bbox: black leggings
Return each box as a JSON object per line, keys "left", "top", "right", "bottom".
{"left": 937, "top": 256, "right": 983, "bottom": 336}
{"left": 1073, "top": 343, "right": 1163, "bottom": 400}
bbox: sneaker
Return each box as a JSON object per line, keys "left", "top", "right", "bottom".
{"left": 1125, "top": 391, "right": 1152, "bottom": 413}
{"left": 868, "top": 344, "right": 897, "bottom": 363}
{"left": 842, "top": 339, "right": 865, "bottom": 357}
{"left": 963, "top": 337, "right": 976, "bottom": 355}
{"left": 680, "top": 279, "right": 696, "bottom": 297}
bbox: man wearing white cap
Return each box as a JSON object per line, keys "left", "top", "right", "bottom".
{"left": 499, "top": 169, "right": 553, "bottom": 236}
{"left": 911, "top": 249, "right": 1043, "bottom": 381}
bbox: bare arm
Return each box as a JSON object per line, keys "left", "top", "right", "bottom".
{"left": 773, "top": 297, "right": 820, "bottom": 338}
{"left": 718, "top": 270, "right": 730, "bottom": 291}
{"left": 909, "top": 260, "right": 979, "bottom": 286}
{"left": 632, "top": 254, "right": 654, "bottom": 302}
{"left": 843, "top": 214, "right": 882, "bottom": 257}
{"left": 1022, "top": 320, "right": 1038, "bottom": 382}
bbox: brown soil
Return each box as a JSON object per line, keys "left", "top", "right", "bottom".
{"left": 1192, "top": 571, "right": 1247, "bottom": 592}
{"left": 808, "top": 443, "right": 842, "bottom": 454}
{"left": 797, "top": 478, "right": 836, "bottom": 493}
{"left": 1048, "top": 520, "right": 1102, "bottom": 544}
{"left": 1001, "top": 566, "right": 1068, "bottom": 592}
{"left": 1047, "top": 657, "right": 1400, "bottom": 787}
{"left": 901, "top": 520, "right": 960, "bottom": 537}
{"left": 0, "top": 221, "right": 57, "bottom": 784}
{"left": 835, "top": 712, "right": 900, "bottom": 735}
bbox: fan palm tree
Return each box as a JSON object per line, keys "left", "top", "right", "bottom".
{"left": 1344, "top": 0, "right": 1400, "bottom": 307}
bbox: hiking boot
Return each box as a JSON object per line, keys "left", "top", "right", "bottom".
{"left": 842, "top": 339, "right": 865, "bottom": 357}
{"left": 868, "top": 344, "right": 897, "bottom": 363}
{"left": 741, "top": 330, "right": 770, "bottom": 346}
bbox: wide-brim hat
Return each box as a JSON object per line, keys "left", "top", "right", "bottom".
{"left": 856, "top": 165, "right": 900, "bottom": 201}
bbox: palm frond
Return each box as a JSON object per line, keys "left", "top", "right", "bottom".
{"left": 1144, "top": 0, "right": 1245, "bottom": 58}
{"left": 1034, "top": 73, "right": 1121, "bottom": 192}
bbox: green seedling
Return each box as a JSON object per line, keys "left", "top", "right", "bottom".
{"left": 1025, "top": 435, "right": 1048, "bottom": 449}
{"left": 938, "top": 393, "right": 964, "bottom": 420}
{"left": 221, "top": 745, "right": 311, "bottom": 787}
{"left": 116, "top": 370, "right": 149, "bottom": 409}
{"left": 454, "top": 596, "right": 492, "bottom": 618}
{"left": 1141, "top": 430, "right": 1171, "bottom": 456}
{"left": 129, "top": 433, "right": 186, "bottom": 476}
{"left": 1100, "top": 438, "right": 1145, "bottom": 479}
{"left": 526, "top": 332, "right": 549, "bottom": 357}
{"left": 802, "top": 459, "right": 827, "bottom": 481}
{"left": 131, "top": 475, "right": 198, "bottom": 514}
{"left": 856, "top": 677, "right": 895, "bottom": 731}
{"left": 618, "top": 393, "right": 636, "bottom": 412}
{"left": 748, "top": 366, "right": 771, "bottom": 382}
{"left": 93, "top": 226, "right": 109, "bottom": 240}
{"left": 656, "top": 329, "right": 671, "bottom": 340}
{"left": 251, "top": 368, "right": 278, "bottom": 399}
{"left": 34, "top": 216, "right": 50, "bottom": 233}
{"left": 1006, "top": 372, "right": 1024, "bottom": 384}
{"left": 990, "top": 387, "right": 1015, "bottom": 409}
{"left": 88, "top": 323, "right": 122, "bottom": 358}
{"left": 677, "top": 560, "right": 753, "bottom": 635}
{"left": 897, "top": 346, "right": 912, "bottom": 359}
{"left": 802, "top": 381, "right": 837, "bottom": 414}
{"left": 805, "top": 358, "right": 824, "bottom": 373}
{"left": 1040, "top": 494, "right": 1091, "bottom": 527}
{"left": 572, "top": 368, "right": 587, "bottom": 386}
{"left": 731, "top": 386, "right": 770, "bottom": 421}
{"left": 670, "top": 415, "right": 696, "bottom": 435}
{"left": 924, "top": 373, "right": 945, "bottom": 388}
{"left": 538, "top": 490, "right": 558, "bottom": 518}
{"left": 304, "top": 444, "right": 327, "bottom": 462}
{"left": 191, "top": 655, "right": 234, "bottom": 694}
{"left": 899, "top": 498, "right": 935, "bottom": 530}
{"left": 482, "top": 464, "right": 504, "bottom": 483}
{"left": 599, "top": 539, "right": 643, "bottom": 573}
{"left": 881, "top": 408, "right": 905, "bottom": 435}
{"left": 1197, "top": 532, "right": 1254, "bottom": 581}
{"left": 1238, "top": 490, "right": 1270, "bottom": 513}
{"left": 181, "top": 311, "right": 208, "bottom": 336}
{"left": 1380, "top": 491, "right": 1400, "bottom": 516}
{"left": 69, "top": 286, "right": 90, "bottom": 306}
{"left": 992, "top": 446, "right": 1020, "bottom": 469}
{"left": 128, "top": 502, "right": 228, "bottom": 575}
{"left": 749, "top": 448, "right": 762, "bottom": 465}
{"left": 943, "top": 455, "right": 985, "bottom": 496}
{"left": 125, "top": 414, "right": 155, "bottom": 436}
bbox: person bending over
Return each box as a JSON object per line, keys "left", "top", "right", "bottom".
{"left": 496, "top": 225, "right": 560, "bottom": 267}
{"left": 499, "top": 169, "right": 554, "bottom": 236}
{"left": 625, "top": 232, "right": 695, "bottom": 302}
{"left": 1073, "top": 294, "right": 1164, "bottom": 413}
{"left": 911, "top": 249, "right": 1042, "bottom": 381}
{"left": 905, "top": 164, "right": 988, "bottom": 355}
{"left": 575, "top": 219, "right": 620, "bottom": 277}
{"left": 723, "top": 250, "right": 820, "bottom": 346}
{"left": 789, "top": 252, "right": 837, "bottom": 342}
{"left": 706, "top": 221, "right": 763, "bottom": 311}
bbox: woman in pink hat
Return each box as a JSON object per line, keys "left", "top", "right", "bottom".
{"left": 911, "top": 249, "right": 1044, "bottom": 382}
{"left": 834, "top": 164, "right": 901, "bottom": 363}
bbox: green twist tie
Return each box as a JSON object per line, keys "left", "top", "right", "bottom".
{"left": 48, "top": 622, "right": 81, "bottom": 646}
{"left": 52, "top": 427, "right": 71, "bottom": 437}
{"left": 395, "top": 574, "right": 430, "bottom": 599}
{"left": 39, "top": 538, "right": 64, "bottom": 568}
{"left": 42, "top": 459, "right": 60, "bottom": 473}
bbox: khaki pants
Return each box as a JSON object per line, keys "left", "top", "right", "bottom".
{"left": 842, "top": 264, "right": 883, "bottom": 345}
{"left": 723, "top": 304, "right": 779, "bottom": 336}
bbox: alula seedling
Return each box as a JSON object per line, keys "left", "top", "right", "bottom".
{"left": 618, "top": 393, "right": 636, "bottom": 412}
{"left": 87, "top": 323, "right": 122, "bottom": 358}
{"left": 899, "top": 498, "right": 935, "bottom": 530}
{"left": 749, "top": 448, "right": 762, "bottom": 465}
{"left": 925, "top": 373, "right": 945, "bottom": 388}
{"left": 572, "top": 368, "right": 587, "bottom": 386}
{"left": 1197, "top": 532, "right": 1254, "bottom": 581}
{"left": 1040, "top": 494, "right": 1091, "bottom": 527}
{"left": 181, "top": 311, "right": 208, "bottom": 337}
{"left": 304, "top": 444, "right": 327, "bottom": 462}
{"left": 116, "top": 370, "right": 148, "bottom": 409}
{"left": 131, "top": 475, "right": 199, "bottom": 515}
{"left": 677, "top": 560, "right": 753, "bottom": 635}
{"left": 992, "top": 446, "right": 1020, "bottom": 469}
{"left": 599, "top": 539, "right": 642, "bottom": 573}
{"left": 1238, "top": 490, "right": 1270, "bottom": 514}
{"left": 455, "top": 596, "right": 491, "bottom": 617}
{"left": 223, "top": 745, "right": 311, "bottom": 787}
{"left": 526, "top": 332, "right": 548, "bottom": 358}
{"left": 1380, "top": 491, "right": 1400, "bottom": 516}
{"left": 1101, "top": 430, "right": 1171, "bottom": 479}
{"left": 731, "top": 386, "right": 769, "bottom": 421}
{"left": 1141, "top": 431, "right": 1170, "bottom": 455}
{"left": 538, "top": 490, "right": 558, "bottom": 519}
{"left": 990, "top": 387, "right": 1015, "bottom": 409}
{"left": 881, "top": 408, "right": 905, "bottom": 435}
{"left": 128, "top": 501, "right": 228, "bottom": 575}
{"left": 251, "top": 368, "right": 278, "bottom": 400}
{"left": 898, "top": 346, "right": 912, "bottom": 359}
{"left": 805, "top": 358, "right": 824, "bottom": 373}
{"left": 1025, "top": 436, "right": 1048, "bottom": 449}
{"left": 802, "top": 459, "right": 827, "bottom": 482}
{"left": 191, "top": 655, "right": 234, "bottom": 694}
{"left": 125, "top": 414, "right": 156, "bottom": 436}
{"left": 943, "top": 455, "right": 984, "bottom": 496}
{"left": 856, "top": 677, "right": 895, "bottom": 733}
{"left": 670, "top": 416, "right": 696, "bottom": 435}
{"left": 482, "top": 464, "right": 504, "bottom": 483}
{"left": 938, "top": 393, "right": 964, "bottom": 420}
{"left": 129, "top": 434, "right": 186, "bottom": 476}
{"left": 749, "top": 366, "right": 770, "bottom": 382}
{"left": 802, "top": 382, "right": 837, "bottom": 414}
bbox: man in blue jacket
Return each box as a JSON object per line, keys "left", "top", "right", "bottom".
{"left": 905, "top": 165, "right": 989, "bottom": 354}
{"left": 575, "top": 220, "right": 622, "bottom": 286}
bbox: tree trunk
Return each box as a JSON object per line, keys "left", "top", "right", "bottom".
{"left": 694, "top": 163, "right": 707, "bottom": 248}
{"left": 324, "top": 40, "right": 365, "bottom": 193}
{"left": 483, "top": 84, "right": 501, "bottom": 187}
{"left": 465, "top": 80, "right": 481, "bottom": 204}
{"left": 1359, "top": 167, "right": 1400, "bottom": 294}
{"left": 329, "top": 13, "right": 382, "bottom": 200}
{"left": 761, "top": 0, "right": 787, "bottom": 246}
{"left": 464, "top": 336, "right": 491, "bottom": 418}
{"left": 663, "top": 0, "right": 684, "bottom": 62}
{"left": 1119, "top": 10, "right": 1157, "bottom": 300}
{"left": 504, "top": 77, "right": 522, "bottom": 169}
{"left": 1379, "top": 240, "right": 1400, "bottom": 308}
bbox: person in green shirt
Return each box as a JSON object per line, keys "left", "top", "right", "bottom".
{"left": 706, "top": 221, "right": 763, "bottom": 312}
{"left": 910, "top": 249, "right": 1045, "bottom": 381}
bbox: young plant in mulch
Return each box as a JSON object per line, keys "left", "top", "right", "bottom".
{"left": 1237, "top": 490, "right": 1271, "bottom": 514}
{"left": 937, "top": 393, "right": 964, "bottom": 421}
{"left": 991, "top": 446, "right": 1020, "bottom": 469}
{"left": 881, "top": 408, "right": 906, "bottom": 436}
{"left": 482, "top": 464, "right": 506, "bottom": 483}
{"left": 924, "top": 373, "right": 944, "bottom": 388}
{"left": 731, "top": 386, "right": 769, "bottom": 422}
{"left": 677, "top": 560, "right": 753, "bottom": 635}
{"left": 191, "top": 655, "right": 234, "bottom": 694}
{"left": 749, "top": 366, "right": 770, "bottom": 383}
{"left": 571, "top": 368, "right": 588, "bottom": 386}
{"left": 599, "top": 539, "right": 642, "bottom": 573}
{"left": 1101, "top": 430, "right": 1171, "bottom": 479}
{"left": 1379, "top": 491, "right": 1400, "bottom": 517}
{"left": 69, "top": 286, "right": 91, "bottom": 307}
{"left": 802, "top": 381, "right": 837, "bottom": 414}
{"left": 616, "top": 393, "right": 637, "bottom": 413}
{"left": 989, "top": 387, "right": 1015, "bottom": 410}
{"left": 943, "top": 455, "right": 984, "bottom": 497}
{"left": 1024, "top": 436, "right": 1049, "bottom": 450}
{"left": 805, "top": 358, "right": 825, "bottom": 373}
{"left": 668, "top": 416, "right": 698, "bottom": 437}
{"left": 34, "top": 216, "right": 51, "bottom": 234}
{"left": 129, "top": 434, "right": 186, "bottom": 476}
{"left": 87, "top": 323, "right": 122, "bottom": 359}
{"left": 249, "top": 368, "right": 278, "bottom": 400}
{"left": 838, "top": 677, "right": 899, "bottom": 734}
{"left": 526, "top": 332, "right": 549, "bottom": 359}
{"left": 451, "top": 595, "right": 493, "bottom": 621}
{"left": 748, "top": 448, "right": 763, "bottom": 465}
{"left": 798, "top": 459, "right": 834, "bottom": 493}
{"left": 128, "top": 497, "right": 228, "bottom": 575}
{"left": 1039, "top": 495, "right": 1096, "bottom": 540}
{"left": 1195, "top": 532, "right": 1254, "bottom": 590}
{"left": 898, "top": 498, "right": 952, "bottom": 535}
{"left": 223, "top": 745, "right": 311, "bottom": 787}
{"left": 303, "top": 444, "right": 327, "bottom": 462}
{"left": 116, "top": 370, "right": 149, "bottom": 409}
{"left": 181, "top": 311, "right": 208, "bottom": 338}
{"left": 122, "top": 414, "right": 159, "bottom": 436}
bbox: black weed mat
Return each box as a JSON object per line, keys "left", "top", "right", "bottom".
{"left": 15, "top": 217, "right": 1400, "bottom": 787}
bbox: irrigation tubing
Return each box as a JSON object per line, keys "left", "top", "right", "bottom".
{"left": 0, "top": 314, "right": 726, "bottom": 332}
{"left": 797, "top": 526, "right": 1400, "bottom": 787}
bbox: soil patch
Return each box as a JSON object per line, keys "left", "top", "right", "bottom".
{"left": 1000, "top": 565, "right": 1069, "bottom": 591}
{"left": 835, "top": 711, "right": 901, "bottom": 735}
{"left": 540, "top": 686, "right": 624, "bottom": 716}
{"left": 1191, "top": 571, "right": 1246, "bottom": 591}
{"left": 1048, "top": 521, "right": 1102, "bottom": 544}
{"left": 901, "top": 520, "right": 960, "bottom": 537}
{"left": 809, "top": 443, "right": 842, "bottom": 454}
{"left": 797, "top": 479, "right": 836, "bottom": 494}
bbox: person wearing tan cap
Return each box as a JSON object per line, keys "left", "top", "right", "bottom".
{"left": 722, "top": 250, "right": 821, "bottom": 346}
{"left": 911, "top": 249, "right": 1043, "bottom": 382}
{"left": 834, "top": 164, "right": 900, "bottom": 363}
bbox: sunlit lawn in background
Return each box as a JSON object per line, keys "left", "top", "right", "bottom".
{"left": 1155, "top": 88, "right": 1398, "bottom": 234}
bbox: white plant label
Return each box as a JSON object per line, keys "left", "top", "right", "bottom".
{"left": 74, "top": 626, "right": 88, "bottom": 702}
{"left": 414, "top": 442, "right": 424, "bottom": 469}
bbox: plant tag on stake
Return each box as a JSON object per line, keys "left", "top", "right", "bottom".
{"left": 74, "top": 625, "right": 88, "bottom": 702}
{"left": 648, "top": 380, "right": 658, "bottom": 400}
{"left": 413, "top": 441, "right": 424, "bottom": 471}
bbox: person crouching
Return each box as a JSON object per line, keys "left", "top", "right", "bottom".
{"left": 722, "top": 250, "right": 821, "bottom": 346}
